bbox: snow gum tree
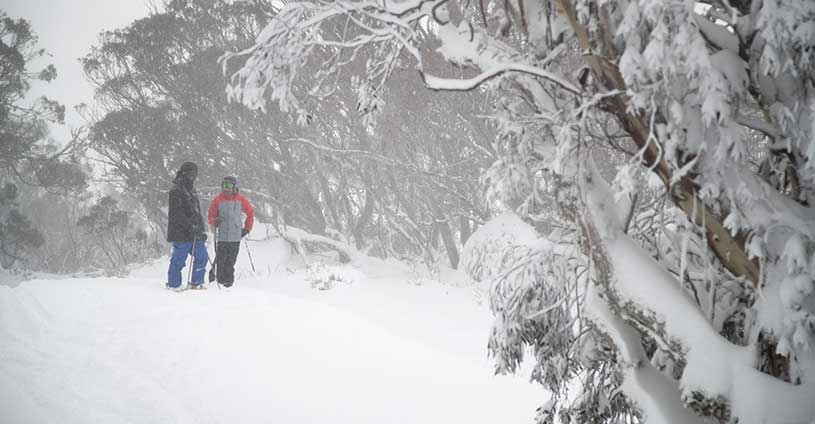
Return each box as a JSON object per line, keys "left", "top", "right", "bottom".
{"left": 83, "top": 0, "right": 491, "bottom": 267}
{"left": 76, "top": 196, "right": 159, "bottom": 273}
{"left": 0, "top": 12, "right": 87, "bottom": 270}
{"left": 226, "top": 0, "right": 815, "bottom": 422}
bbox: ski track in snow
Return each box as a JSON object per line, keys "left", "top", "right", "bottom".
{"left": 0, "top": 238, "right": 543, "bottom": 424}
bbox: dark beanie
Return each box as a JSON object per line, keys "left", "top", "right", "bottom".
{"left": 180, "top": 162, "right": 197, "bottom": 175}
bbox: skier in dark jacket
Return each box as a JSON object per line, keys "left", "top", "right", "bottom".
{"left": 207, "top": 176, "right": 254, "bottom": 288}
{"left": 166, "top": 162, "right": 209, "bottom": 291}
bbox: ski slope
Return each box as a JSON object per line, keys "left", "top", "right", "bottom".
{"left": 0, "top": 238, "right": 544, "bottom": 424}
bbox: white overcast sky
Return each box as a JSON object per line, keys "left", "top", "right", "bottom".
{"left": 4, "top": 0, "right": 152, "bottom": 140}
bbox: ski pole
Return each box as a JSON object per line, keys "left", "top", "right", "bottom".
{"left": 244, "top": 238, "right": 255, "bottom": 273}
{"left": 187, "top": 237, "right": 196, "bottom": 289}
{"left": 210, "top": 227, "right": 220, "bottom": 290}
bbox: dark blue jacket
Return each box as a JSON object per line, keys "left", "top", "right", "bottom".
{"left": 167, "top": 174, "right": 205, "bottom": 242}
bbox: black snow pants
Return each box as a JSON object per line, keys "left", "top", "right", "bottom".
{"left": 215, "top": 241, "right": 241, "bottom": 287}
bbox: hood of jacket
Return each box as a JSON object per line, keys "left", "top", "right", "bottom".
{"left": 173, "top": 171, "right": 194, "bottom": 189}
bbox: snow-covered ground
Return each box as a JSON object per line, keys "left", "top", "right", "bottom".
{"left": 0, "top": 237, "right": 544, "bottom": 424}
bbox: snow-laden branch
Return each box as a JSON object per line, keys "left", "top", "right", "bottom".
{"left": 377, "top": 0, "right": 438, "bottom": 17}
{"left": 734, "top": 115, "right": 781, "bottom": 140}
{"left": 285, "top": 137, "right": 400, "bottom": 166}
{"left": 582, "top": 161, "right": 815, "bottom": 424}
{"left": 586, "top": 287, "right": 708, "bottom": 424}
{"left": 603, "top": 228, "right": 815, "bottom": 423}
{"left": 308, "top": 33, "right": 392, "bottom": 49}
{"left": 226, "top": 0, "right": 578, "bottom": 118}
{"left": 692, "top": 11, "right": 740, "bottom": 53}
{"left": 283, "top": 138, "right": 470, "bottom": 189}
{"left": 334, "top": 2, "right": 422, "bottom": 63}
{"left": 421, "top": 63, "right": 581, "bottom": 95}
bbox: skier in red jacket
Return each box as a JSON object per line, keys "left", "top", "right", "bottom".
{"left": 207, "top": 176, "right": 254, "bottom": 287}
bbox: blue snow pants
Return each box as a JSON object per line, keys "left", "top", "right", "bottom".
{"left": 167, "top": 240, "right": 209, "bottom": 288}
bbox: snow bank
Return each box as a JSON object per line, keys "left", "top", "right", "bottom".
{"left": 0, "top": 236, "right": 543, "bottom": 424}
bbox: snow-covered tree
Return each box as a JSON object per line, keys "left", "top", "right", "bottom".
{"left": 0, "top": 182, "right": 44, "bottom": 269}
{"left": 0, "top": 11, "right": 87, "bottom": 270}
{"left": 0, "top": 12, "right": 86, "bottom": 191}
{"left": 225, "top": 0, "right": 815, "bottom": 422}
{"left": 76, "top": 195, "right": 159, "bottom": 273}
{"left": 84, "top": 0, "right": 492, "bottom": 267}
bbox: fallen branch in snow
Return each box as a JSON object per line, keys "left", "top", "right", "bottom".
{"left": 270, "top": 224, "right": 362, "bottom": 264}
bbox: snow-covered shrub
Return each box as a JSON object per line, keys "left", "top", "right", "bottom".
{"left": 306, "top": 262, "right": 364, "bottom": 290}
{"left": 460, "top": 211, "right": 539, "bottom": 284}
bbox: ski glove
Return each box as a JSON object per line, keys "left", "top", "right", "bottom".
{"left": 214, "top": 216, "right": 223, "bottom": 227}
{"left": 196, "top": 232, "right": 208, "bottom": 242}
{"left": 241, "top": 228, "right": 249, "bottom": 238}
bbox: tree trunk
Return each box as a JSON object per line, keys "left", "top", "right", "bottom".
{"left": 312, "top": 150, "right": 342, "bottom": 232}
{"left": 432, "top": 206, "right": 459, "bottom": 269}
{"left": 352, "top": 186, "right": 375, "bottom": 250}
{"left": 277, "top": 139, "right": 327, "bottom": 235}
{"left": 459, "top": 216, "right": 471, "bottom": 246}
